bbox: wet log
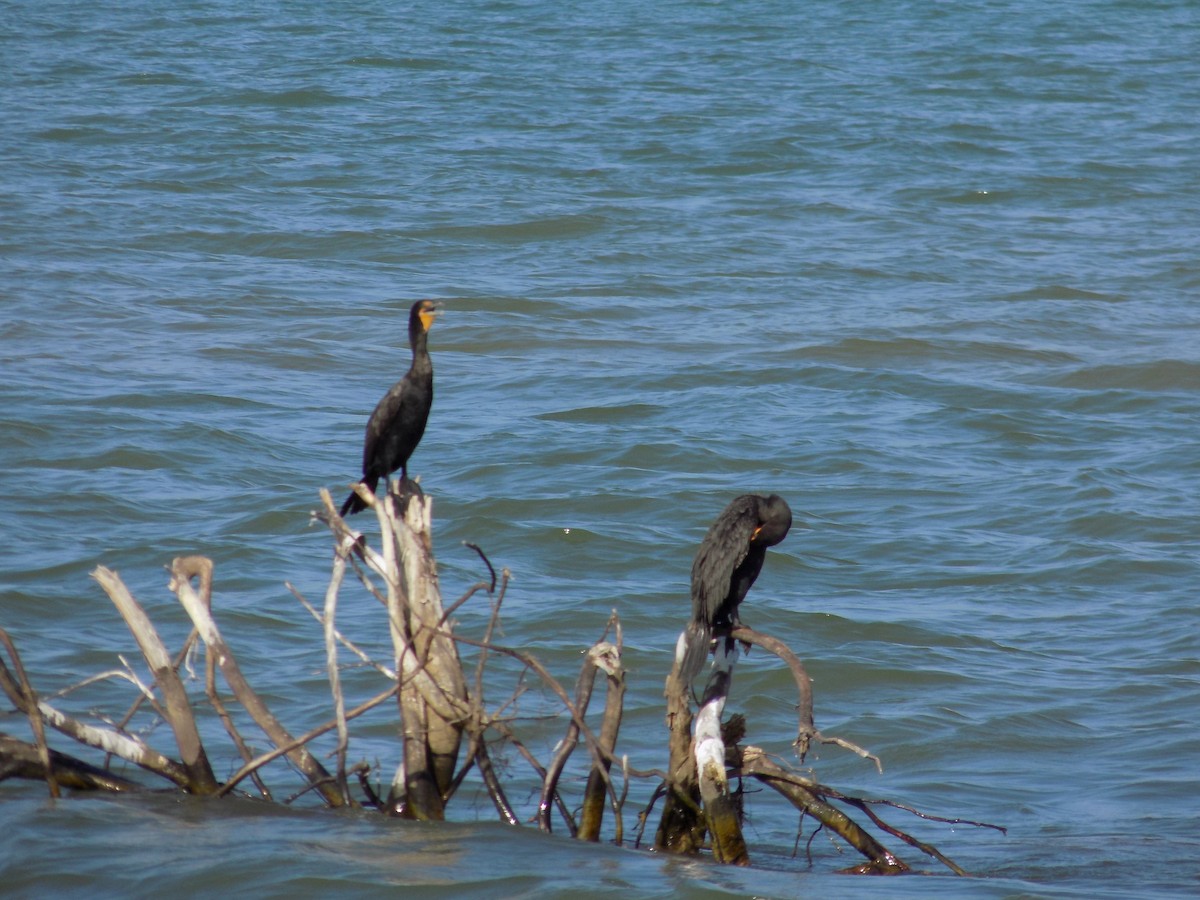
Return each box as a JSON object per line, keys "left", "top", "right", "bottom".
{"left": 0, "top": 732, "right": 143, "bottom": 793}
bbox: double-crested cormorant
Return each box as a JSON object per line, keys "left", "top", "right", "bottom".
{"left": 340, "top": 299, "right": 440, "bottom": 516}
{"left": 679, "top": 493, "right": 793, "bottom": 684}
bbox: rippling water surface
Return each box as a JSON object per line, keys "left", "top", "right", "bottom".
{"left": 3, "top": 1, "right": 1198, "bottom": 896}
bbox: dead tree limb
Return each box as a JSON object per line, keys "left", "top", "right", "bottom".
{"left": 168, "top": 555, "right": 346, "bottom": 808}
{"left": 0, "top": 637, "right": 191, "bottom": 789}
{"left": 655, "top": 632, "right": 705, "bottom": 854}
{"left": 318, "top": 485, "right": 470, "bottom": 820}
{"left": 0, "top": 630, "right": 58, "bottom": 798}
{"left": 205, "top": 640, "right": 272, "bottom": 800}
{"left": 92, "top": 566, "right": 220, "bottom": 795}
{"left": 693, "top": 639, "right": 748, "bottom": 865}
{"left": 387, "top": 487, "right": 468, "bottom": 818}
{"left": 577, "top": 621, "right": 626, "bottom": 843}
{"left": 538, "top": 644, "right": 608, "bottom": 835}
{"left": 731, "top": 625, "right": 879, "bottom": 771}
{"left": 216, "top": 683, "right": 399, "bottom": 799}
{"left": 0, "top": 732, "right": 143, "bottom": 793}
{"left": 323, "top": 531, "right": 355, "bottom": 806}
{"left": 740, "top": 747, "right": 910, "bottom": 874}
{"left": 449, "top": 631, "right": 622, "bottom": 817}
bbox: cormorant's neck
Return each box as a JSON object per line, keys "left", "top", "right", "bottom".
{"left": 408, "top": 327, "right": 432, "bottom": 373}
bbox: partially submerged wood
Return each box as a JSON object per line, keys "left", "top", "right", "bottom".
{"left": 0, "top": 627, "right": 193, "bottom": 789}
{"left": 654, "top": 619, "right": 917, "bottom": 870}
{"left": 692, "top": 640, "right": 748, "bottom": 865}
{"left": 740, "top": 747, "right": 909, "bottom": 874}
{"left": 577, "top": 635, "right": 625, "bottom": 842}
{"left": 327, "top": 481, "right": 470, "bottom": 820}
{"left": 382, "top": 485, "right": 468, "bottom": 819}
{"left": 656, "top": 634, "right": 749, "bottom": 864}
{"left": 539, "top": 638, "right": 624, "bottom": 838}
{"left": 654, "top": 633, "right": 704, "bottom": 854}
{"left": 0, "top": 629, "right": 58, "bottom": 798}
{"left": 0, "top": 732, "right": 142, "bottom": 793}
{"left": 0, "top": 485, "right": 993, "bottom": 878}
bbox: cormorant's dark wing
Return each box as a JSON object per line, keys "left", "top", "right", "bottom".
{"left": 690, "top": 496, "right": 762, "bottom": 626}
{"left": 361, "top": 379, "right": 409, "bottom": 476}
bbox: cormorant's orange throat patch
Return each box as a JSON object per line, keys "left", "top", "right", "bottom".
{"left": 419, "top": 310, "right": 436, "bottom": 331}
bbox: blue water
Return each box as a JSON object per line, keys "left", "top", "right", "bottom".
{"left": 2, "top": 0, "right": 1199, "bottom": 896}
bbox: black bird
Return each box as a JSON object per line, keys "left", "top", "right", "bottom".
{"left": 340, "top": 299, "right": 440, "bottom": 516}
{"left": 679, "top": 493, "right": 793, "bottom": 684}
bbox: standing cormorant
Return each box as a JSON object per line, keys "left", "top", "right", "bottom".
{"left": 679, "top": 493, "right": 793, "bottom": 684}
{"left": 340, "top": 299, "right": 440, "bottom": 516}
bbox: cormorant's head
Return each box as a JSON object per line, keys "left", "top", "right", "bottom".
{"left": 410, "top": 299, "right": 441, "bottom": 334}
{"left": 752, "top": 494, "right": 792, "bottom": 547}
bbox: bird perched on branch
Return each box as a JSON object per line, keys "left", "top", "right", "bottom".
{"left": 679, "top": 493, "right": 793, "bottom": 684}
{"left": 340, "top": 299, "right": 440, "bottom": 516}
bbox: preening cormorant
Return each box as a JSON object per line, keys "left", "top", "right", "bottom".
{"left": 679, "top": 493, "right": 793, "bottom": 684}
{"left": 340, "top": 299, "right": 440, "bottom": 516}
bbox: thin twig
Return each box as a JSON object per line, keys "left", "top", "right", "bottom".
{"left": 216, "top": 684, "right": 399, "bottom": 799}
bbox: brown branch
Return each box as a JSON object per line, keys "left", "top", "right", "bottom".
{"left": 731, "top": 625, "right": 881, "bottom": 772}
{"left": 106, "top": 627, "right": 199, "bottom": 771}
{"left": 537, "top": 650, "right": 601, "bottom": 835}
{"left": 578, "top": 628, "right": 626, "bottom": 842}
{"left": 656, "top": 640, "right": 704, "bottom": 854}
{"left": 452, "top": 731, "right": 519, "bottom": 826}
{"left": 205, "top": 638, "right": 272, "bottom": 800}
{"left": 0, "top": 732, "right": 143, "bottom": 793}
{"left": 0, "top": 630, "right": 58, "bottom": 798}
{"left": 463, "top": 542, "right": 497, "bottom": 593}
{"left": 216, "top": 683, "right": 399, "bottom": 799}
{"left": 0, "top": 634, "right": 191, "bottom": 788}
{"left": 449, "top": 632, "right": 620, "bottom": 800}
{"left": 740, "top": 747, "right": 910, "bottom": 874}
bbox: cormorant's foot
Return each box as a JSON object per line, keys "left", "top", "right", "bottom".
{"left": 386, "top": 476, "right": 425, "bottom": 508}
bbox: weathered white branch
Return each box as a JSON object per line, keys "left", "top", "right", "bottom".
{"left": 693, "top": 640, "right": 748, "bottom": 864}
{"left": 93, "top": 565, "right": 219, "bottom": 794}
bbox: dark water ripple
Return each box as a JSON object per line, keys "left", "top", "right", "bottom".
{"left": 3, "top": 0, "right": 1199, "bottom": 896}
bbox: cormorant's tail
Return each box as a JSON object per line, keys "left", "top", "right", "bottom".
{"left": 677, "top": 619, "right": 712, "bottom": 687}
{"left": 340, "top": 477, "right": 379, "bottom": 516}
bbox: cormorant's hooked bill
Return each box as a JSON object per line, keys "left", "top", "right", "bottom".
{"left": 340, "top": 299, "right": 440, "bottom": 516}
{"left": 679, "top": 493, "right": 792, "bottom": 683}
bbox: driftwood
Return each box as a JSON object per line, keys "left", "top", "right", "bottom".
{"left": 0, "top": 482, "right": 997, "bottom": 876}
